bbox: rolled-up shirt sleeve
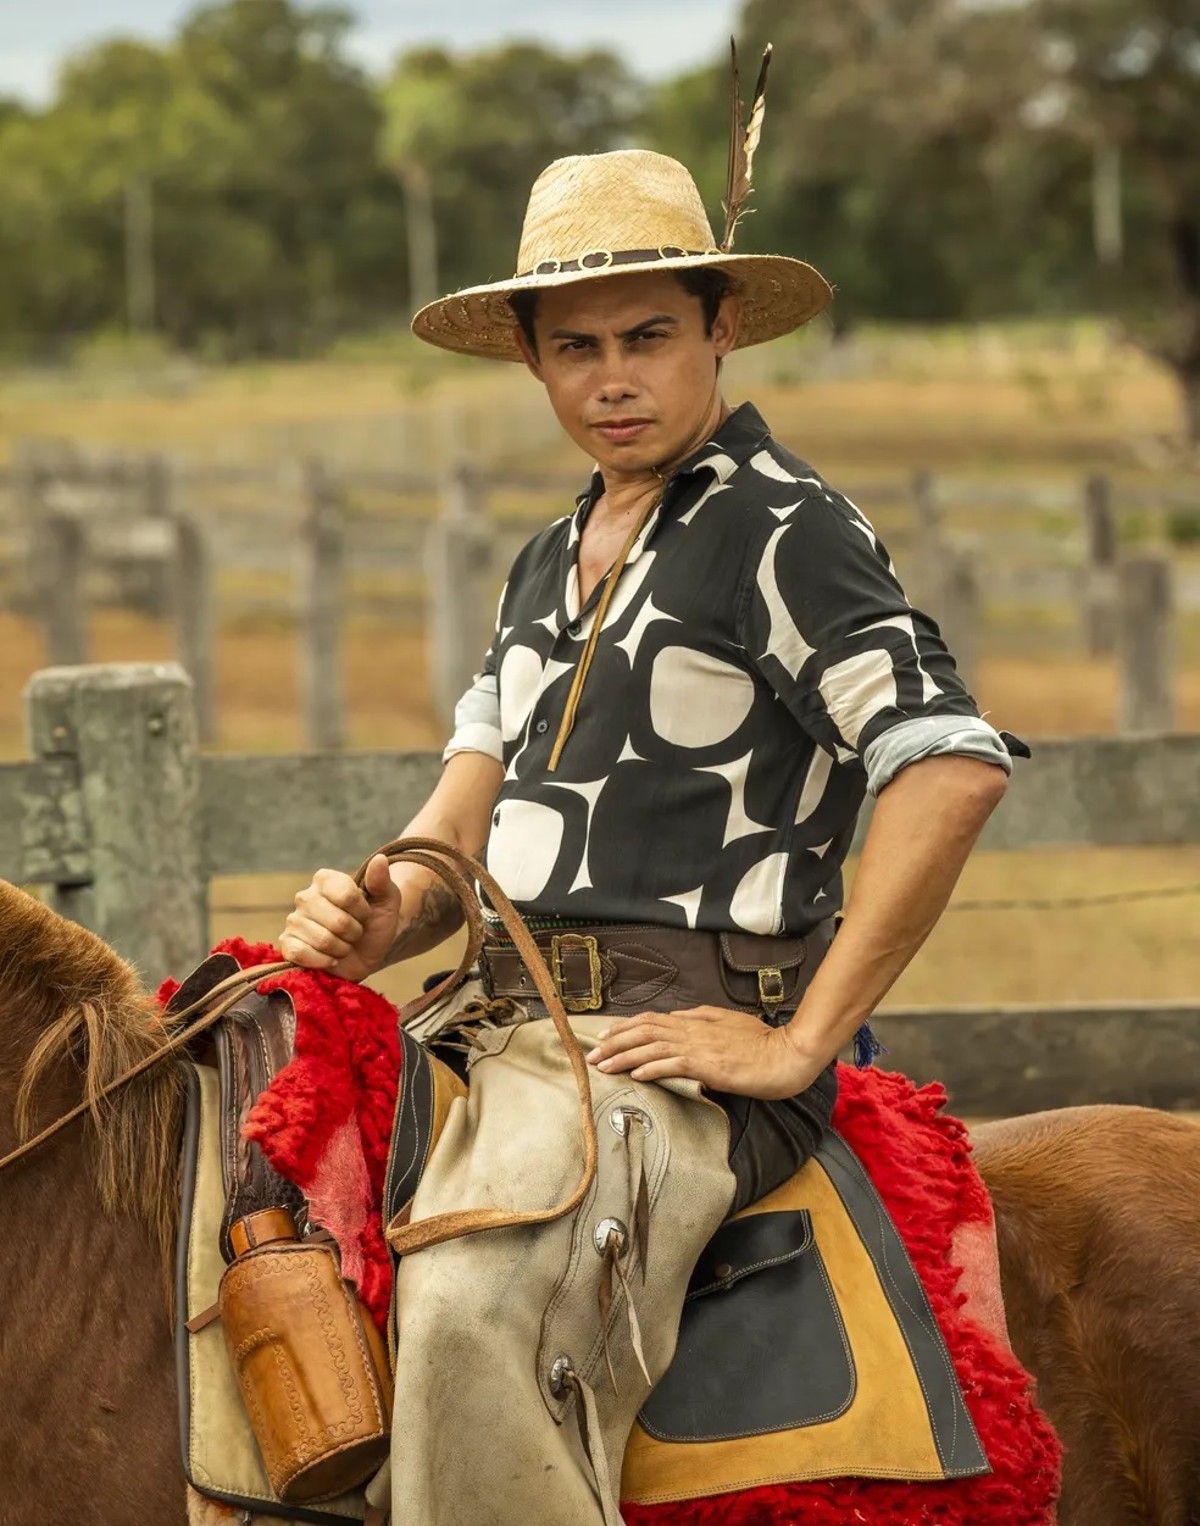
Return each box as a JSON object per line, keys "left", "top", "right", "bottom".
{"left": 441, "top": 665, "right": 502, "bottom": 764}
{"left": 739, "top": 487, "right": 1011, "bottom": 795}
{"left": 862, "top": 714, "right": 1012, "bottom": 795}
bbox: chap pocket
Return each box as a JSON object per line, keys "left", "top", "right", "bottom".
{"left": 638, "top": 1209, "right": 855, "bottom": 1442}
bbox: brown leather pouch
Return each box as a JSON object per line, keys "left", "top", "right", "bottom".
{"left": 717, "top": 931, "right": 811, "bottom": 1014}
{"left": 218, "top": 1208, "right": 394, "bottom": 1504}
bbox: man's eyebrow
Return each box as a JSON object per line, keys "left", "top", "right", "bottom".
{"left": 618, "top": 314, "right": 679, "bottom": 339}
{"left": 545, "top": 314, "right": 681, "bottom": 342}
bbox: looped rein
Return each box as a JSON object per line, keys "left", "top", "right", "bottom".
{"left": 0, "top": 840, "right": 599, "bottom": 1263}
{"left": 356, "top": 837, "right": 598, "bottom": 1257}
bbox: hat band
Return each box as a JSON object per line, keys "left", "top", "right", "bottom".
{"left": 516, "top": 245, "right": 721, "bottom": 280}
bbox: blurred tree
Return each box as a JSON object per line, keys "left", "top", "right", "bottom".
{"left": 380, "top": 50, "right": 465, "bottom": 312}
{"left": 4, "top": 0, "right": 1192, "bottom": 417}
{"left": 380, "top": 43, "right": 644, "bottom": 302}
{"left": 0, "top": 0, "right": 408, "bottom": 355}
{"left": 688, "top": 0, "right": 1198, "bottom": 433}
{"left": 674, "top": 0, "right": 1099, "bottom": 328}
{"left": 1028, "top": 0, "right": 1200, "bottom": 435}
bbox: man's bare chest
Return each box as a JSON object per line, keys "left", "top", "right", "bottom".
{"left": 577, "top": 498, "right": 660, "bottom": 607}
{"left": 577, "top": 528, "right": 628, "bottom": 607}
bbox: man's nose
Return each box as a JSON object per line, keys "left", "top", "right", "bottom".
{"left": 595, "top": 355, "right": 637, "bottom": 404}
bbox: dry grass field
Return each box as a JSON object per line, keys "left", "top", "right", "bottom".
{"left": 0, "top": 320, "right": 1190, "bottom": 481}
{"left": 2, "top": 322, "right": 1198, "bottom": 1014}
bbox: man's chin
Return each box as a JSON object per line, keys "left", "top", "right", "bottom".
{"left": 588, "top": 431, "right": 665, "bottom": 475}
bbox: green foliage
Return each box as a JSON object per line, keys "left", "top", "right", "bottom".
{"left": 1167, "top": 507, "right": 1200, "bottom": 547}
{"left": 380, "top": 42, "right": 644, "bottom": 295}
{"left": 0, "top": 0, "right": 406, "bottom": 356}
{"left": 694, "top": 0, "right": 1199, "bottom": 426}
{"left": 1, "top": 0, "right": 1197, "bottom": 413}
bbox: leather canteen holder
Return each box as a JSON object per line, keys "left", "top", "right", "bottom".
{"left": 218, "top": 1208, "right": 394, "bottom": 1504}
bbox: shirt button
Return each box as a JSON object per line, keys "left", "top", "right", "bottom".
{"left": 493, "top": 810, "right": 501, "bottom": 826}
{"left": 566, "top": 619, "right": 582, "bottom": 637}
{"left": 535, "top": 719, "right": 550, "bottom": 734}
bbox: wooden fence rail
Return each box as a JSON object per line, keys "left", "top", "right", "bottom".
{"left": 0, "top": 444, "right": 1192, "bottom": 744}
{"left": 1, "top": 662, "right": 1197, "bottom": 1116}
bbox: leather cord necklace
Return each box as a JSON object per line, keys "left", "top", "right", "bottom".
{"left": 547, "top": 489, "right": 663, "bottom": 773}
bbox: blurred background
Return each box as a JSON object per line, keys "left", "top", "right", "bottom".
{"left": 1, "top": 0, "right": 1198, "bottom": 1014}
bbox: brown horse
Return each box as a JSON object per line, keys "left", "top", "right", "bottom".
{"left": 3, "top": 880, "right": 1200, "bottom": 1526}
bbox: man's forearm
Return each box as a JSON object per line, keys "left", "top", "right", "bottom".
{"left": 383, "top": 868, "right": 465, "bottom": 964}
{"left": 785, "top": 755, "right": 1009, "bottom": 1067}
{"left": 379, "top": 753, "right": 502, "bottom": 967}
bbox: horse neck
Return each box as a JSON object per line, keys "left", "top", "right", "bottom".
{"left": 0, "top": 930, "right": 185, "bottom": 1294}
{"left": 0, "top": 997, "right": 74, "bottom": 1158}
{"left": 0, "top": 1101, "right": 186, "bottom": 1526}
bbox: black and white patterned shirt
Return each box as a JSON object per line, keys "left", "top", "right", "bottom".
{"left": 446, "top": 402, "right": 1010, "bottom": 935}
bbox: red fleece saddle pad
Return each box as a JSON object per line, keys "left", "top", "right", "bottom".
{"left": 164, "top": 940, "right": 1061, "bottom": 1525}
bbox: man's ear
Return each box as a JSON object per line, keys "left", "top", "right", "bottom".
{"left": 711, "top": 293, "right": 742, "bottom": 359}
{"left": 513, "top": 324, "right": 544, "bottom": 380}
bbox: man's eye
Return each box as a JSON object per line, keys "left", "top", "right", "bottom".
{"left": 558, "top": 339, "right": 590, "bottom": 353}
{"left": 635, "top": 331, "right": 666, "bottom": 342}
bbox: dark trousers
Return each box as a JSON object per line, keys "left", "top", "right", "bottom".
{"left": 713, "top": 1059, "right": 839, "bottom": 1214}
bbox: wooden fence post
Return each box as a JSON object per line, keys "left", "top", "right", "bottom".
{"left": 427, "top": 462, "right": 493, "bottom": 730}
{"left": 11, "top": 441, "right": 43, "bottom": 621}
{"left": 912, "top": 469, "right": 942, "bottom": 563}
{"left": 298, "top": 458, "right": 345, "bottom": 750}
{"left": 41, "top": 513, "right": 90, "bottom": 666}
{"left": 1082, "top": 472, "right": 1118, "bottom": 656}
{"left": 939, "top": 547, "right": 981, "bottom": 693}
{"left": 172, "top": 504, "right": 216, "bottom": 745}
{"left": 15, "top": 442, "right": 87, "bottom": 660}
{"left": 23, "top": 662, "right": 206, "bottom": 982}
{"left": 908, "top": 469, "right": 980, "bottom": 684}
{"left": 909, "top": 467, "right": 945, "bottom": 615}
{"left": 1118, "top": 553, "right": 1174, "bottom": 733}
{"left": 143, "top": 451, "right": 171, "bottom": 518}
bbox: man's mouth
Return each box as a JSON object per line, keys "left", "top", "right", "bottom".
{"left": 593, "top": 419, "right": 654, "bottom": 443}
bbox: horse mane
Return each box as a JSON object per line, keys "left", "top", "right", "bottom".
{"left": 0, "top": 882, "right": 183, "bottom": 1284}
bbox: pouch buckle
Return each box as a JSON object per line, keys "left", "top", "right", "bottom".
{"left": 757, "top": 966, "right": 786, "bottom": 1014}
{"left": 549, "top": 933, "right": 603, "bottom": 1012}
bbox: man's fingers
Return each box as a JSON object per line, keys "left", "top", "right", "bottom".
{"left": 593, "top": 1039, "right": 678, "bottom": 1073}
{"left": 311, "top": 867, "right": 373, "bottom": 921}
{"left": 294, "top": 902, "right": 364, "bottom": 944}
{"left": 587, "top": 1023, "right": 657, "bottom": 1059}
{"left": 285, "top": 913, "right": 355, "bottom": 961}
{"left": 590, "top": 1014, "right": 691, "bottom": 1056}
{"left": 627, "top": 1058, "right": 695, "bottom": 1083}
{"left": 279, "top": 931, "right": 337, "bottom": 970}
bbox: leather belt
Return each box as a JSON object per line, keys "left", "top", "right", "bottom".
{"left": 479, "top": 920, "right": 837, "bottom": 1022}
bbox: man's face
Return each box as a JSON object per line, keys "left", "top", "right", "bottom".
{"left": 515, "top": 271, "right": 740, "bottom": 477}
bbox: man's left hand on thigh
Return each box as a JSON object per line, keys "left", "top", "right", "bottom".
{"left": 585, "top": 1006, "right": 828, "bottom": 1101}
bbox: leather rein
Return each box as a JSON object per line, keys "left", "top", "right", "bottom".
{"left": 0, "top": 839, "right": 598, "bottom": 1256}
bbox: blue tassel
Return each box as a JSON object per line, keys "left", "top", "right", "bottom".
{"left": 853, "top": 1019, "right": 886, "bottom": 1070}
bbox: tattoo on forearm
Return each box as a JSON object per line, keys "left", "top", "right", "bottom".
{"left": 389, "top": 880, "right": 462, "bottom": 960}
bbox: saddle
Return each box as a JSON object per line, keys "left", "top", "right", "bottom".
{"left": 170, "top": 954, "right": 392, "bottom": 1521}
{"left": 167, "top": 935, "right": 1059, "bottom": 1526}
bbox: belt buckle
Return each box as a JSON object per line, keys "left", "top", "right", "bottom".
{"left": 549, "top": 933, "right": 603, "bottom": 1012}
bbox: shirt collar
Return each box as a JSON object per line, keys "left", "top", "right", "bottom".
{"left": 671, "top": 400, "right": 772, "bottom": 484}
{"left": 573, "top": 401, "right": 771, "bottom": 519}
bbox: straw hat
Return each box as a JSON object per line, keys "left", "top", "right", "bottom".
{"left": 411, "top": 149, "right": 832, "bottom": 362}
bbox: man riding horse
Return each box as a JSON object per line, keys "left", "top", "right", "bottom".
{"left": 282, "top": 108, "right": 1018, "bottom": 1526}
